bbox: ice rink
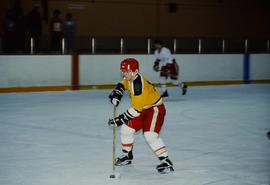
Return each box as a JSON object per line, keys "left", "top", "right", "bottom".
{"left": 0, "top": 84, "right": 270, "bottom": 185}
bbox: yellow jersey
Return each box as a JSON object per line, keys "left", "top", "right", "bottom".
{"left": 121, "top": 74, "right": 162, "bottom": 112}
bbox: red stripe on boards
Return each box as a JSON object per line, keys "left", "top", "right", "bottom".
{"left": 72, "top": 54, "right": 80, "bottom": 90}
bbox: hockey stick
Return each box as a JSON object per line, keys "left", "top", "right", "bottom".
{"left": 109, "top": 106, "right": 120, "bottom": 178}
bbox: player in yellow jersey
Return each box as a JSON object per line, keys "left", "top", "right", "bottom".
{"left": 108, "top": 58, "right": 174, "bottom": 173}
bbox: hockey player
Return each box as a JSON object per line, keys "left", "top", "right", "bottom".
{"left": 153, "top": 40, "right": 187, "bottom": 97}
{"left": 108, "top": 58, "right": 174, "bottom": 173}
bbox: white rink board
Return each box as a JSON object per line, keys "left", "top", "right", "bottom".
{"left": 176, "top": 54, "right": 243, "bottom": 82}
{"left": 80, "top": 54, "right": 244, "bottom": 85}
{"left": 0, "top": 54, "right": 269, "bottom": 88}
{"left": 79, "top": 55, "right": 158, "bottom": 85}
{"left": 250, "top": 54, "right": 270, "bottom": 80}
{"left": 0, "top": 55, "right": 71, "bottom": 87}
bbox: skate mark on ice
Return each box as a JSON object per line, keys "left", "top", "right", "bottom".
{"left": 200, "top": 178, "right": 231, "bottom": 185}
{"left": 1, "top": 121, "right": 108, "bottom": 140}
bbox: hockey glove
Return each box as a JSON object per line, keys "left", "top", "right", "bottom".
{"left": 153, "top": 60, "right": 160, "bottom": 72}
{"left": 108, "top": 113, "right": 129, "bottom": 127}
{"left": 109, "top": 83, "right": 125, "bottom": 107}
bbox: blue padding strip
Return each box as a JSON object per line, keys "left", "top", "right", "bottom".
{"left": 243, "top": 54, "right": 250, "bottom": 84}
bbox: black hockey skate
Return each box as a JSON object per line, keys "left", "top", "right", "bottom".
{"left": 161, "top": 90, "right": 169, "bottom": 98}
{"left": 156, "top": 156, "right": 174, "bottom": 174}
{"left": 182, "top": 84, "right": 188, "bottom": 95}
{"left": 115, "top": 149, "right": 133, "bottom": 166}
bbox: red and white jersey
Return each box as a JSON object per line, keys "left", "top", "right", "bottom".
{"left": 154, "top": 47, "right": 173, "bottom": 69}
{"left": 50, "top": 17, "right": 63, "bottom": 33}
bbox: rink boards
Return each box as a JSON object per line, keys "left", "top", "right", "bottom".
{"left": 0, "top": 54, "right": 269, "bottom": 93}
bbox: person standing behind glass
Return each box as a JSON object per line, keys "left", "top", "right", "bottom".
{"left": 26, "top": 5, "right": 42, "bottom": 52}
{"left": 63, "top": 13, "right": 75, "bottom": 54}
{"left": 2, "top": 9, "right": 16, "bottom": 53}
{"left": 49, "top": 9, "right": 63, "bottom": 52}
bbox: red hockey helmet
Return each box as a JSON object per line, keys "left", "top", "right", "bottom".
{"left": 120, "top": 58, "right": 139, "bottom": 72}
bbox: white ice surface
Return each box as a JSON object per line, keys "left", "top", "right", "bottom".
{"left": 0, "top": 85, "right": 270, "bottom": 185}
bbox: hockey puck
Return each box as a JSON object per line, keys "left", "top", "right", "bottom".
{"left": 109, "top": 172, "right": 121, "bottom": 179}
{"left": 109, "top": 174, "right": 115, "bottom": 178}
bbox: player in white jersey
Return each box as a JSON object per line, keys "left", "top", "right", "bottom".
{"left": 153, "top": 40, "right": 187, "bottom": 97}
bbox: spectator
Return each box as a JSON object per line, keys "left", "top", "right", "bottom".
{"left": 13, "top": 0, "right": 26, "bottom": 52}
{"left": 2, "top": 9, "right": 16, "bottom": 52}
{"left": 49, "top": 9, "right": 63, "bottom": 52}
{"left": 26, "top": 5, "right": 42, "bottom": 52}
{"left": 63, "top": 13, "right": 75, "bottom": 54}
